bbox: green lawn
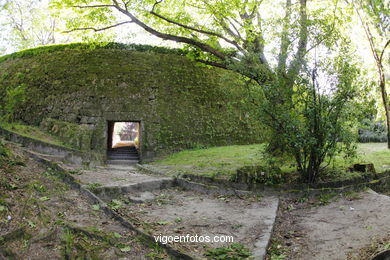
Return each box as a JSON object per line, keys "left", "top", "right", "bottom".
{"left": 0, "top": 122, "right": 74, "bottom": 149}
{"left": 150, "top": 143, "right": 390, "bottom": 179}
{"left": 355, "top": 143, "right": 390, "bottom": 170}
{"left": 151, "top": 144, "right": 267, "bottom": 178}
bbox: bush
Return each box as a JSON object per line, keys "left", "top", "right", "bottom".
{"left": 358, "top": 119, "right": 387, "bottom": 143}
{"left": 0, "top": 84, "right": 27, "bottom": 122}
{"left": 261, "top": 48, "right": 359, "bottom": 183}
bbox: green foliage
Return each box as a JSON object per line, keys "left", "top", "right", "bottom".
{"left": 86, "top": 183, "right": 102, "bottom": 192}
{"left": 0, "top": 0, "right": 58, "bottom": 51}
{"left": 60, "top": 227, "right": 108, "bottom": 259}
{"left": 261, "top": 46, "right": 360, "bottom": 183}
{"left": 108, "top": 199, "right": 123, "bottom": 211}
{"left": 1, "top": 84, "right": 27, "bottom": 122}
{"left": 317, "top": 192, "right": 338, "bottom": 205}
{"left": 358, "top": 119, "right": 387, "bottom": 143}
{"left": 46, "top": 0, "right": 385, "bottom": 179}
{"left": 92, "top": 204, "right": 100, "bottom": 211}
{"left": 268, "top": 239, "right": 288, "bottom": 260}
{"left": 205, "top": 243, "right": 252, "bottom": 259}
{"left": 0, "top": 122, "right": 74, "bottom": 149}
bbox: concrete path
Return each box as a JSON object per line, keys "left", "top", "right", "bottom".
{"left": 75, "top": 165, "right": 173, "bottom": 188}
{"left": 71, "top": 164, "right": 279, "bottom": 259}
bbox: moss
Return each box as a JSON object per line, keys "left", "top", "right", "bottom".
{"left": 40, "top": 118, "right": 93, "bottom": 151}
{"left": 0, "top": 42, "right": 187, "bottom": 64}
{"left": 0, "top": 122, "right": 74, "bottom": 149}
{"left": 0, "top": 44, "right": 266, "bottom": 160}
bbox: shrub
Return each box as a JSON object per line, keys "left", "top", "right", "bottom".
{"left": 0, "top": 84, "right": 27, "bottom": 122}
{"left": 358, "top": 119, "right": 387, "bottom": 143}
{"left": 260, "top": 48, "right": 359, "bottom": 183}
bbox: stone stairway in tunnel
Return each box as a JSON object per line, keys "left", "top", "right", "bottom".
{"left": 107, "top": 146, "right": 139, "bottom": 164}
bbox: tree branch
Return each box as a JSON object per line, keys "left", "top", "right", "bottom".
{"left": 151, "top": 0, "right": 162, "bottom": 12}
{"left": 73, "top": 4, "right": 115, "bottom": 9}
{"left": 379, "top": 38, "right": 390, "bottom": 64}
{"left": 111, "top": 0, "right": 227, "bottom": 60}
{"left": 64, "top": 21, "right": 133, "bottom": 33}
{"left": 195, "top": 59, "right": 229, "bottom": 69}
{"left": 150, "top": 7, "right": 241, "bottom": 50}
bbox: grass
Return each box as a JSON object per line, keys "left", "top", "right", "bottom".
{"left": 151, "top": 144, "right": 266, "bottom": 178}
{"left": 151, "top": 143, "right": 390, "bottom": 180}
{"left": 355, "top": 143, "right": 390, "bottom": 171}
{"left": 0, "top": 122, "right": 75, "bottom": 149}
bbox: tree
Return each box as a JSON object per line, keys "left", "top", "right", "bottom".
{"left": 53, "top": 0, "right": 358, "bottom": 181}
{"left": 52, "top": 0, "right": 345, "bottom": 83}
{"left": 0, "top": 0, "right": 58, "bottom": 50}
{"left": 261, "top": 45, "right": 360, "bottom": 182}
{"left": 350, "top": 0, "right": 390, "bottom": 148}
{"left": 0, "top": 0, "right": 116, "bottom": 52}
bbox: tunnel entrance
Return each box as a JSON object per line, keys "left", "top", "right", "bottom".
{"left": 107, "top": 121, "right": 140, "bottom": 163}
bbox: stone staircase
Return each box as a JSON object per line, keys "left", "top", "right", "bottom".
{"left": 107, "top": 146, "right": 139, "bottom": 164}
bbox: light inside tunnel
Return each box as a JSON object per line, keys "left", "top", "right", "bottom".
{"left": 111, "top": 122, "right": 140, "bottom": 149}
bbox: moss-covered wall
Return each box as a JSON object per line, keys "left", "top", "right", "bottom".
{"left": 0, "top": 46, "right": 265, "bottom": 161}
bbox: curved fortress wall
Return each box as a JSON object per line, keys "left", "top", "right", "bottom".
{"left": 0, "top": 47, "right": 265, "bottom": 161}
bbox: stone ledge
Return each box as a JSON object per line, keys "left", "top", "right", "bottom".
{"left": 0, "top": 126, "right": 100, "bottom": 166}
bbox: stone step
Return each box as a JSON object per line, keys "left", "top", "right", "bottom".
{"left": 107, "top": 159, "right": 139, "bottom": 165}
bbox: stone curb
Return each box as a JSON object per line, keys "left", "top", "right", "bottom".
{"left": 252, "top": 198, "right": 279, "bottom": 259}
{"left": 0, "top": 126, "right": 86, "bottom": 165}
{"left": 22, "top": 149, "right": 194, "bottom": 260}
{"left": 137, "top": 164, "right": 390, "bottom": 197}
{"left": 136, "top": 163, "right": 255, "bottom": 196}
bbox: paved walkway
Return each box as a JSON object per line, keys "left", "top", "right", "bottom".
{"left": 75, "top": 165, "right": 172, "bottom": 187}
{"left": 71, "top": 164, "right": 279, "bottom": 259}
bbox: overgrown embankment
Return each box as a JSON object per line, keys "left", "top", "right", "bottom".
{"left": 0, "top": 141, "right": 166, "bottom": 258}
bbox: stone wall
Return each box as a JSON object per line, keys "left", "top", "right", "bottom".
{"left": 0, "top": 46, "right": 266, "bottom": 161}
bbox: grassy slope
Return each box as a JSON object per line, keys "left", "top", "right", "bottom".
{"left": 151, "top": 143, "right": 390, "bottom": 179}
{"left": 0, "top": 141, "right": 162, "bottom": 258}
{"left": 0, "top": 122, "right": 75, "bottom": 149}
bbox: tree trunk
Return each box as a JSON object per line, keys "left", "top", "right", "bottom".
{"left": 379, "top": 74, "right": 390, "bottom": 148}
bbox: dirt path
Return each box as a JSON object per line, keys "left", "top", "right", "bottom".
{"left": 268, "top": 190, "right": 390, "bottom": 260}
{"left": 73, "top": 165, "right": 280, "bottom": 259}
{"left": 112, "top": 188, "right": 278, "bottom": 259}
